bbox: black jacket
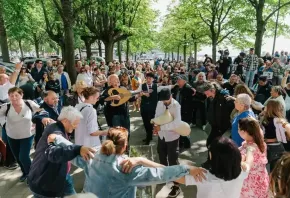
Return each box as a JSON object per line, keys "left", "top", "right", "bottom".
{"left": 207, "top": 90, "right": 234, "bottom": 132}
{"left": 172, "top": 83, "right": 194, "bottom": 123}
{"left": 28, "top": 122, "right": 81, "bottom": 197}
{"left": 140, "top": 83, "right": 158, "bottom": 112}
{"left": 255, "top": 82, "right": 272, "bottom": 104}
{"left": 45, "top": 80, "right": 61, "bottom": 94}
{"left": 31, "top": 67, "right": 48, "bottom": 83}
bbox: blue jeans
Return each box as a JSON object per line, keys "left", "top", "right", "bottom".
{"left": 7, "top": 135, "right": 34, "bottom": 176}
{"left": 245, "top": 70, "right": 255, "bottom": 88}
{"left": 32, "top": 174, "right": 76, "bottom": 198}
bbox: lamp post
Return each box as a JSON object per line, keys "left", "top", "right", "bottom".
{"left": 272, "top": 0, "right": 281, "bottom": 56}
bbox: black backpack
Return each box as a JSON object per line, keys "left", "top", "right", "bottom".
{"left": 5, "top": 100, "right": 33, "bottom": 117}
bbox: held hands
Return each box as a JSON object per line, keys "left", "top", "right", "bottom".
{"left": 80, "top": 146, "right": 96, "bottom": 161}
{"left": 225, "top": 95, "right": 235, "bottom": 101}
{"left": 120, "top": 157, "right": 142, "bottom": 173}
{"left": 42, "top": 118, "right": 55, "bottom": 126}
{"left": 47, "top": 134, "right": 58, "bottom": 144}
{"left": 141, "top": 92, "right": 150, "bottom": 97}
{"left": 189, "top": 166, "right": 207, "bottom": 182}
{"left": 153, "top": 125, "right": 161, "bottom": 134}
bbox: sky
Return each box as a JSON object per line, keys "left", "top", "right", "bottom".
{"left": 151, "top": 0, "right": 290, "bottom": 56}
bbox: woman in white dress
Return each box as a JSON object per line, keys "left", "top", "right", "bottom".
{"left": 74, "top": 87, "right": 107, "bottom": 147}
{"left": 18, "top": 67, "right": 35, "bottom": 87}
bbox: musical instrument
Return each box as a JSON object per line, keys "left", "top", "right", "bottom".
{"left": 151, "top": 109, "right": 191, "bottom": 136}
{"left": 108, "top": 88, "right": 144, "bottom": 107}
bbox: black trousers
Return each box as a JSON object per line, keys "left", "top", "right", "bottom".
{"left": 157, "top": 137, "right": 179, "bottom": 185}
{"left": 141, "top": 109, "right": 155, "bottom": 141}
{"left": 206, "top": 127, "right": 227, "bottom": 148}
{"left": 192, "top": 101, "right": 206, "bottom": 126}
{"left": 267, "top": 143, "right": 285, "bottom": 172}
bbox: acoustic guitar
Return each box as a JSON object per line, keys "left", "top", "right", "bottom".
{"left": 108, "top": 87, "right": 153, "bottom": 107}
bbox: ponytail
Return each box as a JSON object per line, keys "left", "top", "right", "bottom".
{"left": 101, "top": 140, "right": 116, "bottom": 155}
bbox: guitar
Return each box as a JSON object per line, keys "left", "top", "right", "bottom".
{"left": 108, "top": 87, "right": 152, "bottom": 107}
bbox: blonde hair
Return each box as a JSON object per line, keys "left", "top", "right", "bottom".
{"left": 73, "top": 80, "right": 88, "bottom": 92}
{"left": 101, "top": 127, "right": 128, "bottom": 156}
{"left": 195, "top": 72, "right": 206, "bottom": 82}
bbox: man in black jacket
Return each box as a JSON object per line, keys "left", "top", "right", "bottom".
{"left": 34, "top": 91, "right": 62, "bottom": 148}
{"left": 28, "top": 106, "right": 95, "bottom": 197}
{"left": 172, "top": 74, "right": 195, "bottom": 150}
{"left": 202, "top": 82, "right": 234, "bottom": 167}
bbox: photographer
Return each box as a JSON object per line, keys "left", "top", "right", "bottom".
{"left": 218, "top": 49, "right": 232, "bottom": 79}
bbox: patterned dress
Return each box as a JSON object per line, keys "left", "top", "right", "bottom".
{"left": 239, "top": 142, "right": 269, "bottom": 198}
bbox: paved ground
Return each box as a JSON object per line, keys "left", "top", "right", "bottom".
{"left": 0, "top": 108, "right": 209, "bottom": 198}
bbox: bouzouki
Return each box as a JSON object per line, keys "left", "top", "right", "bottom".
{"left": 108, "top": 88, "right": 152, "bottom": 107}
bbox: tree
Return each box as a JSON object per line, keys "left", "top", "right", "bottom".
{"left": 84, "top": 0, "right": 152, "bottom": 62}
{"left": 0, "top": 0, "right": 9, "bottom": 61}
{"left": 247, "top": 0, "right": 290, "bottom": 56}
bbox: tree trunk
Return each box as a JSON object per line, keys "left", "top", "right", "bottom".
{"left": 104, "top": 40, "right": 114, "bottom": 62}
{"left": 0, "top": 0, "right": 9, "bottom": 62}
{"left": 84, "top": 39, "right": 92, "bottom": 60}
{"left": 212, "top": 42, "right": 217, "bottom": 64}
{"left": 18, "top": 40, "right": 24, "bottom": 58}
{"left": 98, "top": 40, "right": 102, "bottom": 57}
{"left": 126, "top": 39, "right": 130, "bottom": 62}
{"left": 255, "top": 6, "right": 266, "bottom": 57}
{"left": 177, "top": 46, "right": 180, "bottom": 61}
{"left": 184, "top": 34, "right": 187, "bottom": 63}
{"left": 194, "top": 42, "right": 197, "bottom": 64}
{"left": 134, "top": 53, "right": 137, "bottom": 61}
{"left": 56, "top": 47, "right": 60, "bottom": 56}
{"left": 172, "top": 51, "right": 174, "bottom": 60}
{"left": 33, "top": 34, "right": 40, "bottom": 58}
{"left": 78, "top": 48, "right": 82, "bottom": 59}
{"left": 117, "top": 41, "right": 122, "bottom": 63}
{"left": 61, "top": 0, "right": 77, "bottom": 83}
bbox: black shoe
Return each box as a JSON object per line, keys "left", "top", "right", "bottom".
{"left": 4, "top": 163, "right": 18, "bottom": 170}
{"left": 167, "top": 186, "right": 181, "bottom": 198}
{"left": 142, "top": 139, "right": 147, "bottom": 142}
{"left": 201, "top": 160, "right": 211, "bottom": 169}
{"left": 20, "top": 174, "right": 27, "bottom": 182}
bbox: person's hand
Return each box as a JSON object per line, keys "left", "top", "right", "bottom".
{"left": 80, "top": 146, "right": 96, "bottom": 161}
{"left": 101, "top": 130, "right": 108, "bottom": 136}
{"left": 189, "top": 166, "right": 207, "bottom": 182}
{"left": 42, "top": 118, "right": 55, "bottom": 126}
{"left": 120, "top": 157, "right": 142, "bottom": 173}
{"left": 47, "top": 134, "right": 58, "bottom": 144}
{"left": 15, "top": 62, "right": 23, "bottom": 70}
{"left": 225, "top": 95, "right": 235, "bottom": 101}
{"left": 111, "top": 95, "right": 121, "bottom": 100}
{"left": 284, "top": 70, "right": 289, "bottom": 77}
{"left": 191, "top": 88, "right": 196, "bottom": 96}
{"left": 153, "top": 125, "right": 161, "bottom": 133}
{"left": 142, "top": 92, "right": 150, "bottom": 97}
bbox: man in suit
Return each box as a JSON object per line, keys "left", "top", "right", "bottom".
{"left": 172, "top": 74, "right": 195, "bottom": 150}
{"left": 140, "top": 73, "right": 176, "bottom": 145}
{"left": 140, "top": 73, "right": 158, "bottom": 145}
{"left": 33, "top": 91, "right": 62, "bottom": 148}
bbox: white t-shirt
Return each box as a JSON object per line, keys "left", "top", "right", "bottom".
{"left": 0, "top": 100, "right": 40, "bottom": 139}
{"left": 185, "top": 169, "right": 249, "bottom": 198}
{"left": 75, "top": 103, "right": 101, "bottom": 147}
{"left": 0, "top": 81, "right": 14, "bottom": 101}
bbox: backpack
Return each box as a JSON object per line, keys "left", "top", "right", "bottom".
{"left": 5, "top": 100, "right": 33, "bottom": 117}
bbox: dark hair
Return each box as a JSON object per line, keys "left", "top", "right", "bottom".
{"left": 101, "top": 127, "right": 128, "bottom": 156}
{"left": 270, "top": 153, "right": 290, "bottom": 198}
{"left": 35, "top": 59, "right": 42, "bottom": 64}
{"left": 238, "top": 117, "right": 265, "bottom": 153}
{"left": 82, "top": 87, "right": 99, "bottom": 100}
{"left": 234, "top": 84, "right": 254, "bottom": 99}
{"left": 8, "top": 87, "right": 23, "bottom": 95}
{"left": 208, "top": 137, "right": 241, "bottom": 181}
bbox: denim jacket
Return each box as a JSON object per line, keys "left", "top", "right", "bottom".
{"left": 55, "top": 136, "right": 190, "bottom": 198}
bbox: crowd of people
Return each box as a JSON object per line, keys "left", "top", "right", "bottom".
{"left": 0, "top": 47, "right": 290, "bottom": 198}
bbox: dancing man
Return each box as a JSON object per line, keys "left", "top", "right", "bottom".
{"left": 153, "top": 88, "right": 182, "bottom": 198}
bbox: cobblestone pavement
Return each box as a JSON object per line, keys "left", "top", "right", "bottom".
{"left": 0, "top": 109, "right": 209, "bottom": 198}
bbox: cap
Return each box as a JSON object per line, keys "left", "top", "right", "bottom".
{"left": 258, "top": 76, "right": 267, "bottom": 82}
{"left": 158, "top": 88, "right": 171, "bottom": 101}
{"left": 146, "top": 72, "right": 155, "bottom": 78}
{"left": 177, "top": 74, "right": 188, "bottom": 81}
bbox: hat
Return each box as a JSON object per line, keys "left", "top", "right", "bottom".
{"left": 158, "top": 88, "right": 171, "bottom": 101}
{"left": 177, "top": 74, "right": 188, "bottom": 81}
{"left": 250, "top": 48, "right": 255, "bottom": 51}
{"left": 146, "top": 72, "right": 155, "bottom": 78}
{"left": 258, "top": 76, "right": 267, "bottom": 82}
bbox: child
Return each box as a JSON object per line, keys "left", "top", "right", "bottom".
{"left": 238, "top": 117, "right": 269, "bottom": 198}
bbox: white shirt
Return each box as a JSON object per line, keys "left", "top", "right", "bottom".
{"left": 185, "top": 169, "right": 249, "bottom": 198}
{"left": 0, "top": 81, "right": 14, "bottom": 101}
{"left": 77, "top": 73, "right": 93, "bottom": 86}
{"left": 75, "top": 103, "right": 101, "bottom": 147}
{"left": 0, "top": 100, "right": 39, "bottom": 139}
{"left": 155, "top": 98, "right": 181, "bottom": 142}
